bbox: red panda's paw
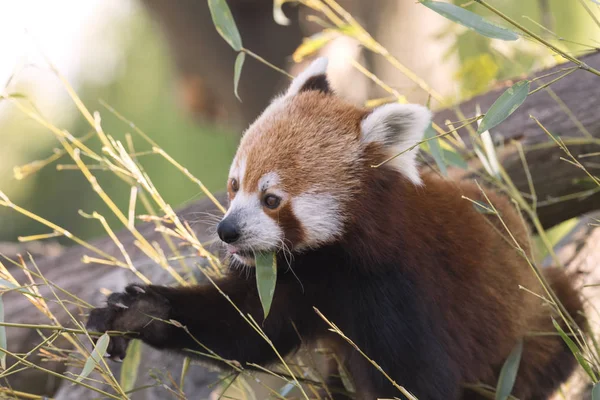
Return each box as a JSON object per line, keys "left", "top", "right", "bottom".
{"left": 86, "top": 284, "right": 171, "bottom": 361}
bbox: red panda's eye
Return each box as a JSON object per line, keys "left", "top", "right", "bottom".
{"left": 230, "top": 178, "right": 239, "bottom": 192}
{"left": 263, "top": 194, "right": 281, "bottom": 210}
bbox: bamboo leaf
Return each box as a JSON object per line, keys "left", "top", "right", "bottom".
{"left": 255, "top": 252, "right": 277, "bottom": 320}
{"left": 180, "top": 356, "right": 192, "bottom": 389}
{"left": 0, "top": 279, "right": 37, "bottom": 295}
{"left": 477, "top": 81, "right": 530, "bottom": 134}
{"left": 472, "top": 200, "right": 495, "bottom": 215}
{"left": 0, "top": 296, "right": 6, "bottom": 369}
{"left": 3, "top": 93, "right": 28, "bottom": 100}
{"left": 442, "top": 149, "right": 467, "bottom": 169}
{"left": 208, "top": 0, "right": 242, "bottom": 51}
{"left": 76, "top": 333, "right": 110, "bottom": 382}
{"left": 233, "top": 52, "right": 245, "bottom": 102}
{"left": 423, "top": 124, "right": 447, "bottom": 176}
{"left": 592, "top": 382, "right": 600, "bottom": 400}
{"left": 279, "top": 382, "right": 295, "bottom": 397}
{"left": 553, "top": 319, "right": 596, "bottom": 381}
{"left": 420, "top": 1, "right": 519, "bottom": 41}
{"left": 477, "top": 103, "right": 501, "bottom": 178}
{"left": 293, "top": 30, "right": 337, "bottom": 62}
{"left": 120, "top": 339, "right": 142, "bottom": 392}
{"left": 273, "top": 0, "right": 292, "bottom": 26}
{"left": 495, "top": 340, "right": 523, "bottom": 400}
{"left": 0, "top": 279, "right": 18, "bottom": 290}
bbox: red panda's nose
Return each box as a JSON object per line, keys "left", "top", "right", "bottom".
{"left": 217, "top": 217, "right": 241, "bottom": 244}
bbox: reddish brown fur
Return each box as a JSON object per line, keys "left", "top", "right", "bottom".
{"left": 338, "top": 142, "right": 585, "bottom": 397}
{"left": 89, "top": 69, "right": 585, "bottom": 400}
{"left": 235, "top": 89, "right": 585, "bottom": 397}
{"left": 273, "top": 202, "right": 305, "bottom": 245}
{"left": 237, "top": 92, "right": 368, "bottom": 197}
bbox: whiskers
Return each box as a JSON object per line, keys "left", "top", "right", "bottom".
{"left": 185, "top": 211, "right": 223, "bottom": 232}
{"left": 277, "top": 238, "right": 294, "bottom": 271}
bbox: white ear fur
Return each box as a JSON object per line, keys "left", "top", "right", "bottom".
{"left": 360, "top": 103, "right": 432, "bottom": 185}
{"left": 285, "top": 57, "right": 329, "bottom": 97}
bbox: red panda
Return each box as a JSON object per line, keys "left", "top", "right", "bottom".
{"left": 87, "top": 58, "right": 584, "bottom": 399}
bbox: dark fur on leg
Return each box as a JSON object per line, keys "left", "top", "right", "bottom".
{"left": 87, "top": 244, "right": 463, "bottom": 399}
{"left": 87, "top": 269, "right": 333, "bottom": 367}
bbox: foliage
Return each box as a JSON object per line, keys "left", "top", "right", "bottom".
{"left": 0, "top": 0, "right": 599, "bottom": 399}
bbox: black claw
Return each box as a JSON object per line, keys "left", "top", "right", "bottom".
{"left": 107, "top": 292, "right": 134, "bottom": 308}
{"left": 105, "top": 335, "right": 129, "bottom": 362}
{"left": 86, "top": 283, "right": 168, "bottom": 363}
{"left": 126, "top": 284, "right": 146, "bottom": 295}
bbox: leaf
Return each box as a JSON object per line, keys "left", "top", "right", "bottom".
{"left": 423, "top": 124, "right": 447, "bottom": 176}
{"left": 208, "top": 0, "right": 242, "bottom": 51}
{"left": 593, "top": 382, "right": 600, "bottom": 400}
{"left": 532, "top": 218, "right": 578, "bottom": 261}
{"left": 76, "top": 333, "right": 110, "bottom": 382}
{"left": 0, "top": 296, "right": 5, "bottom": 369}
{"left": 477, "top": 81, "right": 530, "bottom": 134}
{"left": 573, "top": 176, "right": 599, "bottom": 190}
{"left": 472, "top": 200, "right": 495, "bottom": 215}
{"left": 120, "top": 339, "right": 142, "bottom": 392}
{"left": 180, "top": 356, "right": 191, "bottom": 389}
{"left": 478, "top": 109, "right": 501, "bottom": 178}
{"left": 420, "top": 1, "right": 519, "bottom": 41}
{"left": 495, "top": 339, "right": 523, "bottom": 400}
{"left": 293, "top": 31, "right": 337, "bottom": 63}
{"left": 0, "top": 279, "right": 35, "bottom": 295}
{"left": 255, "top": 252, "right": 277, "bottom": 320}
{"left": 233, "top": 52, "right": 245, "bottom": 102}
{"left": 279, "top": 382, "right": 295, "bottom": 397}
{"left": 442, "top": 148, "right": 468, "bottom": 169}
{"left": 273, "top": 0, "right": 291, "bottom": 26}
{"left": 0, "top": 279, "right": 18, "bottom": 290}
{"left": 553, "top": 319, "right": 597, "bottom": 381}
{"left": 3, "top": 92, "right": 28, "bottom": 100}
{"left": 454, "top": 54, "right": 499, "bottom": 97}
{"left": 366, "top": 96, "right": 408, "bottom": 108}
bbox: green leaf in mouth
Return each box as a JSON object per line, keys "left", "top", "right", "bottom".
{"left": 255, "top": 252, "right": 277, "bottom": 320}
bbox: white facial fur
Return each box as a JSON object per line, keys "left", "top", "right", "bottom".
{"left": 291, "top": 192, "right": 343, "bottom": 251}
{"left": 224, "top": 170, "right": 285, "bottom": 264}
{"left": 225, "top": 171, "right": 344, "bottom": 258}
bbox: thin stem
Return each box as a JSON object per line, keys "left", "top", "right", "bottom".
{"left": 0, "top": 321, "right": 131, "bottom": 336}
{"left": 241, "top": 48, "right": 293, "bottom": 79}
{"left": 528, "top": 67, "right": 579, "bottom": 95}
{"left": 0, "top": 347, "right": 121, "bottom": 399}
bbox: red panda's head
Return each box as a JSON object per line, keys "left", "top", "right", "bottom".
{"left": 217, "top": 58, "right": 431, "bottom": 266}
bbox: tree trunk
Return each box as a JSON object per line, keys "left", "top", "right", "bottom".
{"left": 432, "top": 51, "right": 600, "bottom": 229}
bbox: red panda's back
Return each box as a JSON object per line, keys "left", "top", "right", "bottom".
{"left": 402, "top": 173, "right": 582, "bottom": 397}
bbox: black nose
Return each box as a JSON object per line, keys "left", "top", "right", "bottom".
{"left": 217, "top": 218, "right": 241, "bottom": 243}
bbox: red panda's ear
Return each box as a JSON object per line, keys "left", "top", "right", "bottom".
{"left": 360, "top": 103, "right": 432, "bottom": 185}
{"left": 285, "top": 57, "right": 331, "bottom": 97}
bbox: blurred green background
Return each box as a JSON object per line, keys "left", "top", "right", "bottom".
{"left": 0, "top": 3, "right": 238, "bottom": 243}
